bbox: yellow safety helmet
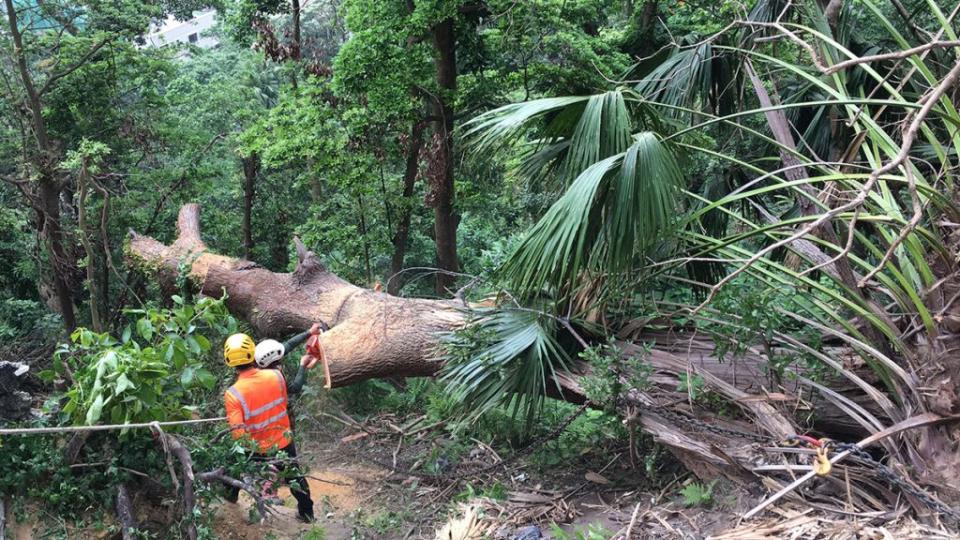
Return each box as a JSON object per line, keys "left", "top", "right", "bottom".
{"left": 224, "top": 333, "right": 256, "bottom": 367}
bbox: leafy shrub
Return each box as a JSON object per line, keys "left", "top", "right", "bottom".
{"left": 531, "top": 405, "right": 625, "bottom": 469}
{"left": 579, "top": 340, "right": 653, "bottom": 411}
{"left": 44, "top": 295, "right": 237, "bottom": 426}
{"left": 704, "top": 277, "right": 827, "bottom": 382}
{"left": 0, "top": 297, "right": 60, "bottom": 340}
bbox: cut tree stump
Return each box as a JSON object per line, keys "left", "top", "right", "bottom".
{"left": 128, "top": 204, "right": 893, "bottom": 481}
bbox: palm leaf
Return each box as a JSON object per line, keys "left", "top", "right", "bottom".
{"left": 441, "top": 308, "right": 570, "bottom": 428}
{"left": 501, "top": 132, "right": 683, "bottom": 297}
{"left": 463, "top": 90, "right": 636, "bottom": 186}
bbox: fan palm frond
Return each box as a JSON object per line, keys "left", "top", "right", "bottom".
{"left": 441, "top": 308, "right": 570, "bottom": 427}
{"left": 463, "top": 90, "right": 638, "bottom": 187}
{"left": 501, "top": 132, "right": 683, "bottom": 297}
{"left": 635, "top": 43, "right": 739, "bottom": 117}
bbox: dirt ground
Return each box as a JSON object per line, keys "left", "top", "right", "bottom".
{"left": 210, "top": 469, "right": 372, "bottom": 539}
{"left": 194, "top": 409, "right": 748, "bottom": 539}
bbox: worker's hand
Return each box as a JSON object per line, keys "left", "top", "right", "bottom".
{"left": 301, "top": 354, "right": 320, "bottom": 369}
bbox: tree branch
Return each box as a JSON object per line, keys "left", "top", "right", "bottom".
{"left": 38, "top": 38, "right": 110, "bottom": 96}
{"left": 115, "top": 483, "right": 137, "bottom": 540}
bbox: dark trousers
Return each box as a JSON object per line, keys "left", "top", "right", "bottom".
{"left": 225, "top": 442, "right": 314, "bottom": 520}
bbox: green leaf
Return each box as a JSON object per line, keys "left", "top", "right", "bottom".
{"left": 114, "top": 373, "right": 136, "bottom": 395}
{"left": 180, "top": 366, "right": 195, "bottom": 387}
{"left": 121, "top": 324, "right": 132, "bottom": 344}
{"left": 86, "top": 394, "right": 105, "bottom": 425}
{"left": 193, "top": 334, "right": 211, "bottom": 352}
{"left": 137, "top": 318, "right": 154, "bottom": 341}
{"left": 195, "top": 368, "right": 217, "bottom": 390}
{"left": 186, "top": 336, "right": 201, "bottom": 355}
{"left": 441, "top": 307, "right": 571, "bottom": 430}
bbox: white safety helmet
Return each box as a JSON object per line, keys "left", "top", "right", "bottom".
{"left": 255, "top": 339, "right": 285, "bottom": 368}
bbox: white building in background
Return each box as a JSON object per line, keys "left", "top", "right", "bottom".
{"left": 144, "top": 9, "right": 218, "bottom": 49}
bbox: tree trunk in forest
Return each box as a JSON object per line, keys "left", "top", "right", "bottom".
{"left": 823, "top": 0, "right": 843, "bottom": 34}
{"left": 637, "top": 0, "right": 658, "bottom": 56}
{"left": 129, "top": 204, "right": 461, "bottom": 385}
{"left": 5, "top": 0, "right": 76, "bottom": 330}
{"left": 241, "top": 153, "right": 260, "bottom": 260}
{"left": 39, "top": 178, "right": 77, "bottom": 331}
{"left": 390, "top": 121, "right": 426, "bottom": 295}
{"left": 291, "top": 0, "right": 302, "bottom": 60}
{"left": 357, "top": 194, "right": 373, "bottom": 284}
{"left": 745, "top": 62, "right": 896, "bottom": 354}
{"left": 431, "top": 18, "right": 459, "bottom": 295}
{"left": 77, "top": 166, "right": 103, "bottom": 332}
{"left": 128, "top": 204, "right": 913, "bottom": 482}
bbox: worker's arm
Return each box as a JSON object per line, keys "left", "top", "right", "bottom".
{"left": 281, "top": 330, "right": 311, "bottom": 354}
{"left": 224, "top": 392, "right": 246, "bottom": 441}
{"left": 286, "top": 358, "right": 309, "bottom": 395}
{"left": 281, "top": 321, "right": 329, "bottom": 353}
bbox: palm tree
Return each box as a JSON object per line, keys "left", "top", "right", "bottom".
{"left": 447, "top": 0, "right": 960, "bottom": 492}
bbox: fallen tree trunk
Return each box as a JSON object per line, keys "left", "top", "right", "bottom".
{"left": 129, "top": 204, "right": 462, "bottom": 387}
{"left": 128, "top": 204, "right": 892, "bottom": 480}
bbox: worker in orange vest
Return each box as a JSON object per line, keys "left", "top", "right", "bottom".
{"left": 222, "top": 332, "right": 315, "bottom": 522}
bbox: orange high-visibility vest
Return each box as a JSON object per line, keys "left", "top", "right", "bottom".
{"left": 224, "top": 367, "right": 292, "bottom": 452}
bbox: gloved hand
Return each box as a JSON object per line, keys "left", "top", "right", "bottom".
{"left": 300, "top": 354, "right": 319, "bottom": 370}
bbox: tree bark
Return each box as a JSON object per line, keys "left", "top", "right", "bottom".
{"left": 128, "top": 204, "right": 908, "bottom": 482}
{"left": 38, "top": 178, "right": 76, "bottom": 330}
{"left": 115, "top": 483, "right": 137, "bottom": 540}
{"left": 637, "top": 0, "right": 659, "bottom": 56}
{"left": 745, "top": 62, "right": 898, "bottom": 355}
{"left": 241, "top": 153, "right": 260, "bottom": 260}
{"left": 823, "top": 0, "right": 843, "bottom": 34}
{"left": 77, "top": 164, "right": 103, "bottom": 332}
{"left": 431, "top": 18, "right": 459, "bottom": 295}
{"left": 390, "top": 120, "right": 426, "bottom": 295}
{"left": 5, "top": 0, "right": 76, "bottom": 330}
{"left": 291, "top": 0, "right": 302, "bottom": 60}
{"left": 129, "top": 204, "right": 462, "bottom": 386}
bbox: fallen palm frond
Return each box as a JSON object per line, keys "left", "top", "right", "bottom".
{"left": 440, "top": 307, "right": 571, "bottom": 428}
{"left": 709, "top": 512, "right": 958, "bottom": 540}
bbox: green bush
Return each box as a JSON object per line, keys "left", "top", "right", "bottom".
{"left": 45, "top": 295, "right": 237, "bottom": 426}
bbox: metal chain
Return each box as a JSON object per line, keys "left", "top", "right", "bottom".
{"left": 647, "top": 405, "right": 770, "bottom": 443}
{"left": 833, "top": 442, "right": 960, "bottom": 522}
{"left": 644, "top": 406, "right": 960, "bottom": 521}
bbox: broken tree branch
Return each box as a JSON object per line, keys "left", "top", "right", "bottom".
{"left": 115, "top": 483, "right": 136, "bottom": 540}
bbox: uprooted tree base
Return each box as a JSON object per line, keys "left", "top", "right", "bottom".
{"left": 128, "top": 204, "right": 957, "bottom": 510}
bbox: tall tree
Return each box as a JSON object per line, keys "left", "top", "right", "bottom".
{"left": 1, "top": 0, "right": 106, "bottom": 330}
{"left": 429, "top": 15, "right": 459, "bottom": 293}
